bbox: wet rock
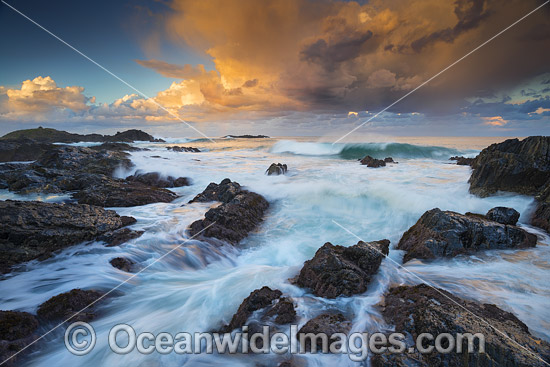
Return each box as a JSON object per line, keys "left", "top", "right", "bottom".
{"left": 486, "top": 206, "right": 520, "bottom": 225}
{"left": 110, "top": 257, "right": 135, "bottom": 272}
{"left": 0, "top": 139, "right": 53, "bottom": 162}
{"left": 384, "top": 157, "right": 397, "bottom": 163}
{"left": 107, "top": 129, "right": 164, "bottom": 143}
{"left": 223, "top": 287, "right": 283, "bottom": 331}
{"left": 0, "top": 311, "right": 39, "bottom": 367}
{"left": 297, "top": 313, "right": 351, "bottom": 352}
{"left": 166, "top": 146, "right": 201, "bottom": 152}
{"left": 450, "top": 155, "right": 474, "bottom": 166}
{"left": 398, "top": 208, "right": 537, "bottom": 263}
{"left": 188, "top": 179, "right": 269, "bottom": 244}
{"left": 266, "top": 163, "right": 288, "bottom": 175}
{"left": 126, "top": 171, "right": 190, "bottom": 187}
{"left": 374, "top": 284, "right": 550, "bottom": 367}
{"left": 469, "top": 136, "right": 550, "bottom": 197}
{"left": 264, "top": 297, "right": 297, "bottom": 325}
{"left": 0, "top": 200, "right": 134, "bottom": 273}
{"left": 90, "top": 142, "right": 141, "bottom": 152}
{"left": 293, "top": 240, "right": 390, "bottom": 298}
{"left": 37, "top": 289, "right": 104, "bottom": 322}
{"left": 99, "top": 227, "right": 144, "bottom": 247}
{"left": 360, "top": 155, "right": 386, "bottom": 167}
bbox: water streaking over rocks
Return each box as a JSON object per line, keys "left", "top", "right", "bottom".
{"left": 0, "top": 134, "right": 549, "bottom": 366}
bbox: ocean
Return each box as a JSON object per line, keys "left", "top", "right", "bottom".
{"left": 1, "top": 136, "right": 549, "bottom": 366}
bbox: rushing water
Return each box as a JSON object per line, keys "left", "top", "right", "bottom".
{"left": 1, "top": 136, "right": 549, "bottom": 366}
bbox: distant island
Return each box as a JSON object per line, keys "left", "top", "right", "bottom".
{"left": 0, "top": 126, "right": 165, "bottom": 143}
{"left": 223, "top": 134, "right": 270, "bottom": 139}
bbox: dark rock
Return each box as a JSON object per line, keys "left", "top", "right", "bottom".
{"left": 107, "top": 129, "right": 164, "bottom": 143}
{"left": 374, "top": 284, "right": 550, "bottom": 367}
{"left": 297, "top": 313, "right": 351, "bottom": 352}
{"left": 0, "top": 127, "right": 163, "bottom": 144}
{"left": 398, "top": 208, "right": 537, "bottom": 263}
{"left": 90, "top": 142, "right": 141, "bottom": 152}
{"left": 469, "top": 136, "right": 550, "bottom": 197}
{"left": 0, "top": 200, "right": 134, "bottom": 273}
{"left": 0, "top": 139, "right": 53, "bottom": 162}
{"left": 450, "top": 155, "right": 474, "bottom": 166}
{"left": 99, "top": 228, "right": 144, "bottom": 247}
{"left": 486, "top": 207, "right": 520, "bottom": 225}
{"left": 266, "top": 163, "right": 288, "bottom": 176}
{"left": 188, "top": 179, "right": 269, "bottom": 244}
{"left": 0, "top": 311, "right": 39, "bottom": 367}
{"left": 224, "top": 135, "right": 269, "bottom": 139}
{"left": 166, "top": 146, "right": 200, "bottom": 153}
{"left": 264, "top": 297, "right": 297, "bottom": 325}
{"left": 110, "top": 257, "right": 135, "bottom": 272}
{"left": 384, "top": 157, "right": 397, "bottom": 163}
{"left": 126, "top": 171, "right": 191, "bottom": 187}
{"left": 37, "top": 289, "right": 104, "bottom": 322}
{"left": 293, "top": 240, "right": 390, "bottom": 298}
{"left": 360, "top": 155, "right": 386, "bottom": 167}
{"left": 224, "top": 287, "right": 282, "bottom": 332}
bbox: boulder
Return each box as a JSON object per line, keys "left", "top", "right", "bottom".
{"left": 188, "top": 179, "right": 269, "bottom": 244}
{"left": 373, "top": 284, "right": 550, "bottom": 367}
{"left": 109, "top": 257, "right": 135, "bottom": 272}
{"left": 469, "top": 136, "right": 550, "bottom": 197}
{"left": 297, "top": 313, "right": 351, "bottom": 352}
{"left": 360, "top": 155, "right": 386, "bottom": 167}
{"left": 166, "top": 146, "right": 200, "bottom": 152}
{"left": 264, "top": 297, "right": 297, "bottom": 325}
{"left": 450, "top": 156, "right": 474, "bottom": 166}
{"left": 37, "top": 289, "right": 103, "bottom": 322}
{"left": 266, "top": 163, "right": 288, "bottom": 175}
{"left": 398, "top": 208, "right": 537, "bottom": 263}
{"left": 223, "top": 287, "right": 283, "bottom": 331}
{"left": 99, "top": 228, "right": 144, "bottom": 247}
{"left": 126, "top": 171, "right": 190, "bottom": 188}
{"left": 293, "top": 240, "right": 389, "bottom": 298}
{"left": 384, "top": 157, "right": 397, "bottom": 163}
{"left": 0, "top": 200, "right": 135, "bottom": 273}
{"left": 0, "top": 311, "right": 39, "bottom": 367}
{"left": 486, "top": 206, "right": 520, "bottom": 225}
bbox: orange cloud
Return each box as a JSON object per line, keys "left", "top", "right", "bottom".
{"left": 482, "top": 116, "right": 508, "bottom": 126}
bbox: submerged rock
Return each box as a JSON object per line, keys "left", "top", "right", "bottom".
{"left": 37, "top": 289, "right": 104, "bottom": 322}
{"left": 486, "top": 206, "right": 520, "bottom": 225}
{"left": 293, "top": 240, "right": 390, "bottom": 298}
{"left": 166, "top": 146, "right": 201, "bottom": 152}
{"left": 266, "top": 163, "right": 288, "bottom": 175}
{"left": 188, "top": 179, "right": 269, "bottom": 244}
{"left": 398, "top": 208, "right": 537, "bottom": 263}
{"left": 0, "top": 311, "right": 39, "bottom": 367}
{"left": 373, "top": 284, "right": 550, "bottom": 367}
{"left": 126, "top": 171, "right": 191, "bottom": 188}
{"left": 360, "top": 155, "right": 386, "bottom": 167}
{"left": 297, "top": 313, "right": 351, "bottom": 352}
{"left": 0, "top": 200, "right": 134, "bottom": 273}
{"left": 450, "top": 155, "right": 474, "bottom": 166}
{"left": 110, "top": 257, "right": 135, "bottom": 272}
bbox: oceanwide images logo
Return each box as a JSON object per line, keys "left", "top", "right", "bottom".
{"left": 65, "top": 322, "right": 486, "bottom": 361}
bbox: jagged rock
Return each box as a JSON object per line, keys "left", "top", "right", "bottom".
{"left": 266, "top": 163, "right": 288, "bottom": 175}
{"left": 188, "top": 179, "right": 269, "bottom": 244}
{"left": 398, "top": 208, "right": 537, "bottom": 263}
{"left": 384, "top": 157, "right": 397, "bottom": 163}
{"left": 486, "top": 207, "right": 520, "bottom": 225}
{"left": 360, "top": 155, "right": 386, "bottom": 167}
{"left": 90, "top": 142, "right": 141, "bottom": 152}
{"left": 373, "top": 284, "right": 550, "bottom": 367}
{"left": 264, "top": 297, "right": 297, "bottom": 325}
{"left": 0, "top": 139, "right": 54, "bottom": 162}
{"left": 469, "top": 136, "right": 550, "bottom": 197}
{"left": 0, "top": 311, "right": 39, "bottom": 367}
{"left": 293, "top": 240, "right": 389, "bottom": 298}
{"left": 0, "top": 200, "right": 134, "bottom": 273}
{"left": 223, "top": 287, "right": 283, "bottom": 331}
{"left": 126, "top": 171, "right": 190, "bottom": 187}
{"left": 166, "top": 146, "right": 201, "bottom": 152}
{"left": 37, "top": 289, "right": 104, "bottom": 322}
{"left": 450, "top": 156, "right": 474, "bottom": 166}
{"left": 297, "top": 313, "right": 351, "bottom": 352}
{"left": 99, "top": 228, "right": 144, "bottom": 247}
{"left": 109, "top": 257, "right": 135, "bottom": 272}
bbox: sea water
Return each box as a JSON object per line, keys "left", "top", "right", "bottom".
{"left": 1, "top": 136, "right": 548, "bottom": 366}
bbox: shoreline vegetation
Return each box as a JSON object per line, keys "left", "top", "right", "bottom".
{"left": 1, "top": 127, "right": 550, "bottom": 365}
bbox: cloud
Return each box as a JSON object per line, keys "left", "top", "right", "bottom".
{"left": 482, "top": 115, "right": 507, "bottom": 126}
{"left": 135, "top": 59, "right": 216, "bottom": 79}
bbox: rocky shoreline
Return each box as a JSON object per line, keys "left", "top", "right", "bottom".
{"left": 1, "top": 128, "right": 550, "bottom": 365}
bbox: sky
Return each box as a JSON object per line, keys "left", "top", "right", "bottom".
{"left": 0, "top": 0, "right": 549, "bottom": 138}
